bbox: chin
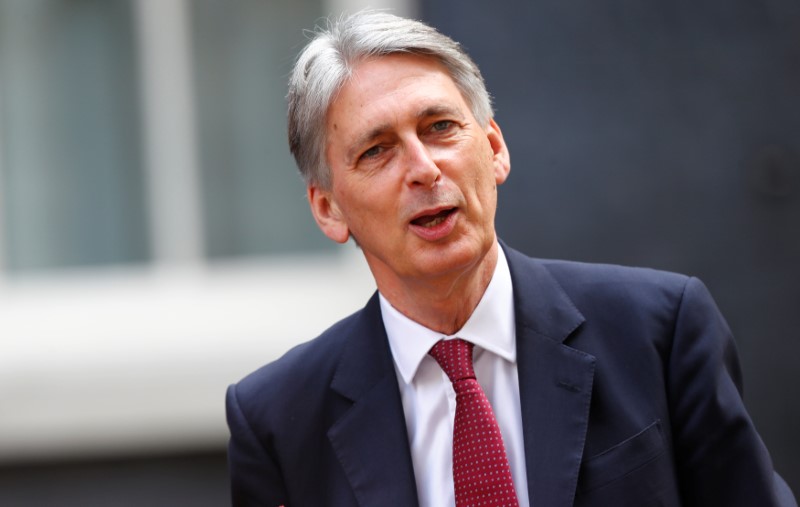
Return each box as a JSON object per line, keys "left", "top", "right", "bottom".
{"left": 416, "top": 240, "right": 488, "bottom": 276}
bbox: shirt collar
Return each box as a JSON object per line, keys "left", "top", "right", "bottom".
{"left": 380, "top": 245, "right": 517, "bottom": 385}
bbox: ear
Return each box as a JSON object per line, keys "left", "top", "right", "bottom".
{"left": 486, "top": 118, "right": 511, "bottom": 185}
{"left": 307, "top": 184, "right": 351, "bottom": 243}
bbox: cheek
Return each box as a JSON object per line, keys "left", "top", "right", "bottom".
{"left": 468, "top": 153, "right": 499, "bottom": 191}
{"left": 335, "top": 186, "right": 391, "bottom": 228}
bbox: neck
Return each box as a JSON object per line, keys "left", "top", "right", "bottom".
{"left": 375, "top": 242, "right": 499, "bottom": 335}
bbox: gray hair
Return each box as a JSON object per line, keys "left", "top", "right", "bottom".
{"left": 287, "top": 11, "right": 493, "bottom": 189}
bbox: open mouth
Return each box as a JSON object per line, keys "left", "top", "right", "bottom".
{"left": 410, "top": 208, "right": 457, "bottom": 228}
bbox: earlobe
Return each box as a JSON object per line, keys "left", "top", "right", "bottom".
{"left": 486, "top": 118, "right": 511, "bottom": 185}
{"left": 307, "top": 185, "right": 351, "bottom": 243}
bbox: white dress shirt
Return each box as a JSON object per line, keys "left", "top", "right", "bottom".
{"left": 380, "top": 246, "right": 530, "bottom": 507}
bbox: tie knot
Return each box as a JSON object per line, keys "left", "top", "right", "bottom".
{"left": 429, "top": 339, "right": 476, "bottom": 383}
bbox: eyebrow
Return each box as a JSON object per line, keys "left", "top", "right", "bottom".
{"left": 344, "top": 104, "right": 466, "bottom": 163}
{"left": 416, "top": 104, "right": 465, "bottom": 121}
{"left": 346, "top": 123, "right": 392, "bottom": 163}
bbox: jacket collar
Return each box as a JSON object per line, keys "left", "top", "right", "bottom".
{"left": 328, "top": 293, "right": 420, "bottom": 507}
{"left": 504, "top": 244, "right": 596, "bottom": 507}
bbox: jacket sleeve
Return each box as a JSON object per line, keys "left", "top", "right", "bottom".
{"left": 226, "top": 383, "right": 288, "bottom": 507}
{"left": 668, "top": 277, "right": 796, "bottom": 506}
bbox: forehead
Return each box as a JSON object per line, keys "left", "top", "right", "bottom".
{"left": 326, "top": 53, "right": 469, "bottom": 133}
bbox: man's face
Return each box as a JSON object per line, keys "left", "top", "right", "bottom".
{"left": 308, "top": 53, "right": 510, "bottom": 290}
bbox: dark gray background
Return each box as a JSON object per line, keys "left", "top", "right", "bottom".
{"left": 423, "top": 0, "right": 800, "bottom": 495}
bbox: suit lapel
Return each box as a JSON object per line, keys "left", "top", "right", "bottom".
{"left": 327, "top": 294, "right": 420, "bottom": 507}
{"left": 505, "top": 246, "right": 596, "bottom": 507}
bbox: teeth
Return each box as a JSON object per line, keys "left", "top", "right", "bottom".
{"left": 422, "top": 215, "right": 447, "bottom": 228}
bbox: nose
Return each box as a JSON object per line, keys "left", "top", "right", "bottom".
{"left": 403, "top": 137, "right": 441, "bottom": 188}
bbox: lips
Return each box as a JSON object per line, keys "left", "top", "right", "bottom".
{"left": 410, "top": 208, "right": 456, "bottom": 228}
{"left": 408, "top": 207, "right": 458, "bottom": 240}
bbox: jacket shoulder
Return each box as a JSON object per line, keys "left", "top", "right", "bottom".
{"left": 540, "top": 258, "right": 690, "bottom": 299}
{"left": 504, "top": 244, "right": 692, "bottom": 312}
{"left": 231, "top": 293, "right": 378, "bottom": 419}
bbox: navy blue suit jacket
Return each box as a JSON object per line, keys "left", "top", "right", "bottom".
{"left": 226, "top": 244, "right": 795, "bottom": 506}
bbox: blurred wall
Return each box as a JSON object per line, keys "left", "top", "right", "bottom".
{"left": 0, "top": 0, "right": 367, "bottom": 505}
{"left": 1, "top": 0, "right": 797, "bottom": 504}
{"left": 423, "top": 0, "right": 800, "bottom": 494}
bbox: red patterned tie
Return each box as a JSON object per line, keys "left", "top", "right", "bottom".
{"left": 429, "top": 339, "right": 520, "bottom": 507}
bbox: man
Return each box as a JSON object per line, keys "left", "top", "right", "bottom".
{"left": 226, "top": 11, "right": 795, "bottom": 507}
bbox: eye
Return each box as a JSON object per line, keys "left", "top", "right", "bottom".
{"left": 431, "top": 120, "right": 454, "bottom": 132}
{"left": 360, "top": 145, "right": 383, "bottom": 160}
